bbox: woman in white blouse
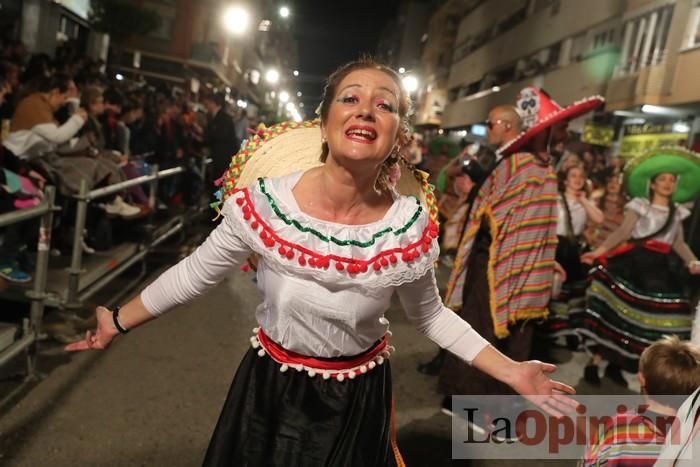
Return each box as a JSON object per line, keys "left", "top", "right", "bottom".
{"left": 581, "top": 161, "right": 700, "bottom": 388}
{"left": 541, "top": 162, "right": 602, "bottom": 345}
{"left": 66, "top": 59, "right": 575, "bottom": 466}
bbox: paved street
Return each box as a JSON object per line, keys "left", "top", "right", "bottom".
{"left": 0, "top": 257, "right": 640, "bottom": 467}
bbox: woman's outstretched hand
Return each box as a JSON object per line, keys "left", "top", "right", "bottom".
{"left": 64, "top": 306, "right": 120, "bottom": 352}
{"left": 473, "top": 346, "right": 579, "bottom": 418}
{"left": 508, "top": 360, "right": 578, "bottom": 418}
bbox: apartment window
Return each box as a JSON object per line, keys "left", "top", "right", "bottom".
{"left": 592, "top": 28, "right": 617, "bottom": 52}
{"left": 686, "top": 3, "right": 700, "bottom": 48}
{"left": 448, "top": 88, "right": 459, "bottom": 103}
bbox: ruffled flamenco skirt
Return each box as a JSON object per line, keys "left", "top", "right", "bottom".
{"left": 202, "top": 329, "right": 403, "bottom": 467}
{"left": 577, "top": 242, "right": 693, "bottom": 372}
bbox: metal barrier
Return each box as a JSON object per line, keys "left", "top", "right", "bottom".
{"left": 64, "top": 165, "right": 176, "bottom": 309}
{"left": 0, "top": 157, "right": 211, "bottom": 378}
{"left": 0, "top": 187, "right": 57, "bottom": 377}
{"left": 61, "top": 157, "right": 212, "bottom": 310}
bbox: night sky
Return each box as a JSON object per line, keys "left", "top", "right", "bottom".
{"left": 287, "top": 0, "right": 401, "bottom": 118}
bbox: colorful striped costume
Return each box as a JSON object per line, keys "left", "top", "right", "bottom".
{"left": 444, "top": 152, "right": 558, "bottom": 338}
{"left": 582, "top": 410, "right": 668, "bottom": 466}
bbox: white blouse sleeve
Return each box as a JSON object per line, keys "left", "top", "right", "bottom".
{"left": 140, "top": 200, "right": 252, "bottom": 316}
{"left": 397, "top": 269, "right": 489, "bottom": 363}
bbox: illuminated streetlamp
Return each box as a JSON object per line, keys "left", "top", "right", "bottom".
{"left": 279, "top": 91, "right": 290, "bottom": 103}
{"left": 223, "top": 6, "right": 249, "bottom": 35}
{"left": 265, "top": 68, "right": 280, "bottom": 84}
{"left": 293, "top": 70, "right": 299, "bottom": 76}
{"left": 402, "top": 75, "right": 419, "bottom": 93}
{"left": 279, "top": 6, "right": 290, "bottom": 18}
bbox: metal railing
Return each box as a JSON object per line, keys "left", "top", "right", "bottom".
{"left": 64, "top": 161, "right": 205, "bottom": 308}
{"left": 0, "top": 187, "right": 57, "bottom": 377}
{"left": 0, "top": 157, "right": 212, "bottom": 378}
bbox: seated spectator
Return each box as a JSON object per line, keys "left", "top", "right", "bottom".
{"left": 100, "top": 87, "right": 127, "bottom": 154}
{"left": 582, "top": 337, "right": 700, "bottom": 466}
{"left": 0, "top": 71, "right": 35, "bottom": 283}
{"left": 79, "top": 86, "right": 141, "bottom": 216}
{"left": 3, "top": 74, "right": 136, "bottom": 217}
{"left": 3, "top": 73, "right": 85, "bottom": 161}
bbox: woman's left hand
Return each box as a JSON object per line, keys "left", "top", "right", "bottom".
{"left": 508, "top": 360, "right": 579, "bottom": 418}
{"left": 689, "top": 261, "right": 700, "bottom": 275}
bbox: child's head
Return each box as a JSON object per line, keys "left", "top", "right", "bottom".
{"left": 638, "top": 336, "right": 700, "bottom": 408}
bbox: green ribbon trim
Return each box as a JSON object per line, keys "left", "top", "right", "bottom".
{"left": 257, "top": 178, "right": 423, "bottom": 247}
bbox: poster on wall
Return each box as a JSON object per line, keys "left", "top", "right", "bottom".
{"left": 56, "top": 0, "right": 91, "bottom": 20}
{"left": 619, "top": 122, "right": 689, "bottom": 158}
{"left": 582, "top": 122, "right": 615, "bottom": 147}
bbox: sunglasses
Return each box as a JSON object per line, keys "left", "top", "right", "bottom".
{"left": 486, "top": 119, "right": 509, "bottom": 130}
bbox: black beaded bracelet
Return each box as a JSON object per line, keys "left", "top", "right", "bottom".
{"left": 112, "top": 306, "right": 130, "bottom": 334}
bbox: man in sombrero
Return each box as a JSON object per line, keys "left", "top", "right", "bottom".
{"left": 439, "top": 87, "right": 604, "bottom": 422}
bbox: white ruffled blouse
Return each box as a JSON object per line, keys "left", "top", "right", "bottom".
{"left": 556, "top": 195, "right": 587, "bottom": 237}
{"left": 141, "top": 171, "right": 489, "bottom": 361}
{"left": 627, "top": 198, "right": 690, "bottom": 244}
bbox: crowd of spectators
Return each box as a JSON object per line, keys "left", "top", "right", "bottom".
{"left": 0, "top": 40, "right": 250, "bottom": 284}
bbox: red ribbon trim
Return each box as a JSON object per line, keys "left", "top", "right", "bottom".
{"left": 234, "top": 187, "right": 437, "bottom": 267}
{"left": 257, "top": 329, "right": 387, "bottom": 372}
{"left": 598, "top": 240, "right": 672, "bottom": 267}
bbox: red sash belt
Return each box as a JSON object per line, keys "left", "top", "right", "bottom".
{"left": 252, "top": 328, "right": 391, "bottom": 381}
{"left": 599, "top": 240, "right": 671, "bottom": 266}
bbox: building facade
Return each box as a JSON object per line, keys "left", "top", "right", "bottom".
{"left": 429, "top": 0, "right": 700, "bottom": 156}
{"left": 109, "top": 0, "right": 298, "bottom": 113}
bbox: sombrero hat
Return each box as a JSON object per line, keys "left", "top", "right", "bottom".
{"left": 212, "top": 119, "right": 439, "bottom": 224}
{"left": 623, "top": 147, "right": 700, "bottom": 203}
{"left": 498, "top": 86, "right": 605, "bottom": 155}
{"left": 429, "top": 136, "right": 460, "bottom": 158}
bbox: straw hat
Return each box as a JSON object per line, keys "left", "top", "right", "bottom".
{"left": 499, "top": 86, "right": 605, "bottom": 155}
{"left": 624, "top": 147, "right": 700, "bottom": 203}
{"left": 212, "top": 119, "right": 439, "bottom": 223}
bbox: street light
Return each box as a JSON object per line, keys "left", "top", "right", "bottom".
{"left": 296, "top": 91, "right": 302, "bottom": 97}
{"left": 285, "top": 102, "right": 295, "bottom": 111}
{"left": 279, "top": 91, "right": 290, "bottom": 103}
{"left": 223, "top": 6, "right": 249, "bottom": 35}
{"left": 293, "top": 70, "right": 299, "bottom": 76}
{"left": 265, "top": 68, "right": 280, "bottom": 84}
{"left": 398, "top": 67, "right": 406, "bottom": 74}
{"left": 402, "top": 75, "right": 419, "bottom": 93}
{"left": 279, "top": 6, "right": 290, "bottom": 18}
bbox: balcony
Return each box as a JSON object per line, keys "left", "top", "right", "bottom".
{"left": 665, "top": 46, "right": 700, "bottom": 105}
{"left": 442, "top": 51, "right": 616, "bottom": 128}
{"left": 605, "top": 62, "right": 668, "bottom": 111}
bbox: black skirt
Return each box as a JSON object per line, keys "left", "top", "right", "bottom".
{"left": 202, "top": 346, "right": 397, "bottom": 467}
{"left": 578, "top": 245, "right": 692, "bottom": 372}
{"left": 540, "top": 235, "right": 588, "bottom": 338}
